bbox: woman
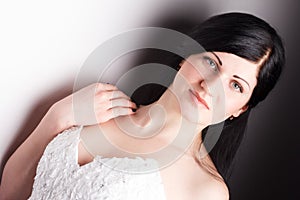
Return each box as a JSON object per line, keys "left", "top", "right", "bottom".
{"left": 0, "top": 12, "right": 285, "bottom": 199}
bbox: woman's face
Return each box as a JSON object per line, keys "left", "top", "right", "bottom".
{"left": 172, "top": 51, "right": 260, "bottom": 125}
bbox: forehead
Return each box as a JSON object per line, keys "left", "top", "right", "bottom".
{"left": 213, "top": 52, "right": 259, "bottom": 89}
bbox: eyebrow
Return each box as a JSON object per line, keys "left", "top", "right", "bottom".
{"left": 210, "top": 52, "right": 223, "bottom": 66}
{"left": 233, "top": 75, "right": 250, "bottom": 89}
{"left": 209, "top": 52, "right": 251, "bottom": 90}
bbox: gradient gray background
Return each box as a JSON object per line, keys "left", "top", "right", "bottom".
{"left": 1, "top": 0, "right": 299, "bottom": 199}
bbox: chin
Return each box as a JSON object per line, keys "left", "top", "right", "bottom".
{"left": 179, "top": 95, "right": 209, "bottom": 125}
{"left": 179, "top": 90, "right": 227, "bottom": 126}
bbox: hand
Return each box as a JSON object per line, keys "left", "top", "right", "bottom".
{"left": 50, "top": 82, "right": 137, "bottom": 130}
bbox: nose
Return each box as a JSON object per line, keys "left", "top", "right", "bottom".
{"left": 199, "top": 73, "right": 225, "bottom": 98}
{"left": 199, "top": 80, "right": 212, "bottom": 97}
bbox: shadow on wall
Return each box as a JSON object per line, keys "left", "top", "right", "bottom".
{"left": 101, "top": 5, "right": 209, "bottom": 106}
{"left": 0, "top": 0, "right": 210, "bottom": 185}
{"left": 0, "top": 80, "right": 74, "bottom": 181}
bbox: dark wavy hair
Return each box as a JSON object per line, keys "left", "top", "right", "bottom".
{"left": 131, "top": 12, "right": 285, "bottom": 185}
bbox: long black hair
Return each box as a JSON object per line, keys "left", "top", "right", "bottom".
{"left": 131, "top": 12, "right": 285, "bottom": 184}
{"left": 189, "top": 12, "right": 285, "bottom": 183}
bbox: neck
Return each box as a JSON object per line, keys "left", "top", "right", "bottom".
{"left": 117, "top": 84, "right": 207, "bottom": 158}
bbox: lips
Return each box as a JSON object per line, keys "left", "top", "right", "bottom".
{"left": 189, "top": 89, "right": 210, "bottom": 110}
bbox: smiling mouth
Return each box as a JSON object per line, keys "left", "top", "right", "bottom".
{"left": 189, "top": 89, "right": 210, "bottom": 110}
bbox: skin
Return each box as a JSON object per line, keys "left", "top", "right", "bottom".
{"left": 0, "top": 51, "right": 260, "bottom": 200}
{"left": 78, "top": 51, "right": 260, "bottom": 199}
{"left": 176, "top": 51, "right": 259, "bottom": 125}
{"left": 0, "top": 83, "right": 137, "bottom": 200}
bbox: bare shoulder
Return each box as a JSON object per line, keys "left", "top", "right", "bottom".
{"left": 195, "top": 177, "right": 229, "bottom": 200}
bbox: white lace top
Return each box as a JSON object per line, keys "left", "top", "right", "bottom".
{"left": 28, "top": 126, "right": 166, "bottom": 200}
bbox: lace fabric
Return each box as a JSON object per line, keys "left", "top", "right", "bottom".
{"left": 28, "top": 126, "right": 166, "bottom": 200}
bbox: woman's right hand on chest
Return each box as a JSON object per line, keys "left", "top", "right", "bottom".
{"left": 48, "top": 82, "right": 137, "bottom": 131}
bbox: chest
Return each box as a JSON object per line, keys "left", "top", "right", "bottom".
{"left": 79, "top": 125, "right": 207, "bottom": 199}
{"left": 159, "top": 156, "right": 206, "bottom": 200}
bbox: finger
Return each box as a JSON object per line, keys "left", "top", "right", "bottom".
{"left": 95, "top": 82, "right": 118, "bottom": 92}
{"left": 104, "top": 90, "right": 131, "bottom": 100}
{"left": 107, "top": 107, "right": 135, "bottom": 118}
{"left": 108, "top": 98, "right": 137, "bottom": 109}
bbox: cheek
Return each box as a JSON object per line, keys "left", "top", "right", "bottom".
{"left": 209, "top": 87, "right": 250, "bottom": 120}
{"left": 179, "top": 62, "right": 203, "bottom": 81}
{"left": 223, "top": 93, "right": 250, "bottom": 116}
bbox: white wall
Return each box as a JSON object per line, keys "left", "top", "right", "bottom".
{"left": 0, "top": 0, "right": 181, "bottom": 172}
{"left": 0, "top": 0, "right": 293, "bottom": 179}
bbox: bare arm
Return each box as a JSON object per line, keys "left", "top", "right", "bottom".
{"left": 0, "top": 83, "right": 137, "bottom": 200}
{"left": 0, "top": 105, "right": 69, "bottom": 200}
{"left": 196, "top": 178, "right": 229, "bottom": 200}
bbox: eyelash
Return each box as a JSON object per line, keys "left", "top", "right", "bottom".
{"left": 231, "top": 81, "right": 243, "bottom": 93}
{"left": 203, "top": 55, "right": 244, "bottom": 93}
{"left": 203, "top": 56, "right": 218, "bottom": 72}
